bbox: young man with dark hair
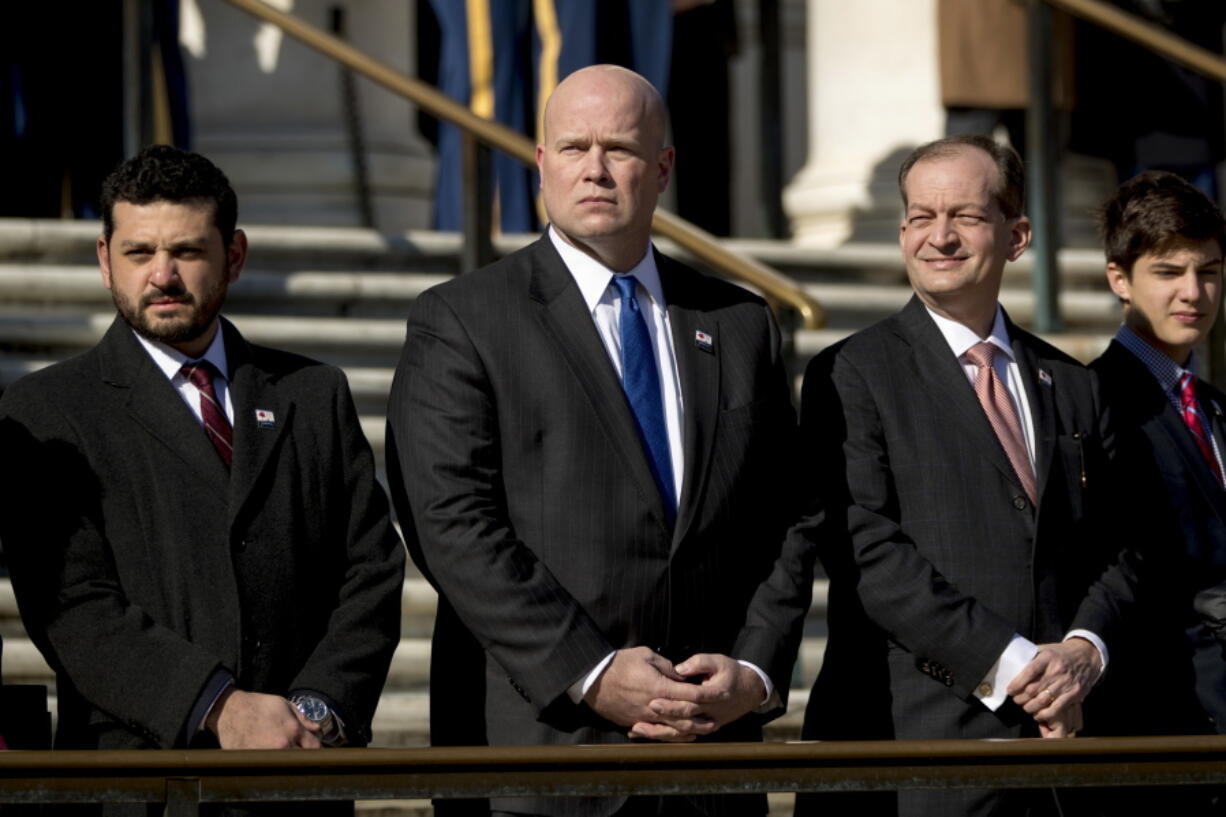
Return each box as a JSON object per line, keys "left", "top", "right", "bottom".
{"left": 0, "top": 146, "right": 405, "bottom": 813}
{"left": 1090, "top": 170, "right": 1226, "bottom": 739}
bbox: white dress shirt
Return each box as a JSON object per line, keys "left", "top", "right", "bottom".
{"left": 926, "top": 305, "right": 1106, "bottom": 710}
{"left": 133, "top": 325, "right": 234, "bottom": 425}
{"left": 549, "top": 227, "right": 685, "bottom": 501}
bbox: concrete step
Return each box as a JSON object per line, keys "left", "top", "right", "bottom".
{"left": 0, "top": 265, "right": 1118, "bottom": 333}
{"left": 794, "top": 326, "right": 1114, "bottom": 365}
{"left": 0, "top": 310, "right": 407, "bottom": 358}
{"left": 804, "top": 281, "right": 1120, "bottom": 331}
{"left": 0, "top": 264, "right": 449, "bottom": 311}
{"left": 0, "top": 576, "right": 830, "bottom": 687}
{"left": 0, "top": 219, "right": 1109, "bottom": 289}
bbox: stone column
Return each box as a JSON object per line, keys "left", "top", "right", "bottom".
{"left": 782, "top": 0, "right": 943, "bottom": 247}
{"left": 182, "top": 0, "right": 434, "bottom": 231}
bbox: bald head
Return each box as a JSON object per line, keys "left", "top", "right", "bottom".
{"left": 543, "top": 65, "right": 671, "bottom": 155}
{"left": 535, "top": 65, "right": 675, "bottom": 272}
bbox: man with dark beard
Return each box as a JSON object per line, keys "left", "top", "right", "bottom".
{"left": 0, "top": 146, "right": 404, "bottom": 812}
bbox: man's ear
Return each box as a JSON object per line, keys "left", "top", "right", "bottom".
{"left": 1006, "top": 215, "right": 1032, "bottom": 262}
{"left": 655, "top": 146, "right": 675, "bottom": 193}
{"left": 226, "top": 229, "right": 249, "bottom": 283}
{"left": 97, "top": 236, "right": 113, "bottom": 291}
{"left": 1105, "top": 262, "right": 1131, "bottom": 304}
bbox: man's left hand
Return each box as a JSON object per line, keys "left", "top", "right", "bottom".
{"left": 631, "top": 653, "right": 765, "bottom": 738}
{"left": 1007, "top": 638, "right": 1101, "bottom": 723}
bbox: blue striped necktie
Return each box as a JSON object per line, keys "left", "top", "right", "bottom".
{"left": 611, "top": 274, "right": 676, "bottom": 522}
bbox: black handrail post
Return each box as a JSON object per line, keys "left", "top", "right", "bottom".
{"left": 759, "top": 0, "right": 787, "bottom": 239}
{"left": 1027, "top": 0, "right": 1062, "bottom": 332}
{"left": 460, "top": 132, "right": 495, "bottom": 274}
{"left": 164, "top": 777, "right": 201, "bottom": 817}
{"left": 122, "top": 0, "right": 153, "bottom": 158}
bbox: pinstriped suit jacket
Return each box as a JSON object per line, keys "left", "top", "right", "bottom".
{"left": 736, "top": 296, "right": 1139, "bottom": 817}
{"left": 385, "top": 235, "right": 797, "bottom": 817}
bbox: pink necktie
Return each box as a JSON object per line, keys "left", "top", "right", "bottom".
{"left": 964, "top": 342, "right": 1036, "bottom": 505}
{"left": 181, "top": 361, "right": 233, "bottom": 467}
{"left": 1178, "top": 372, "right": 1224, "bottom": 488}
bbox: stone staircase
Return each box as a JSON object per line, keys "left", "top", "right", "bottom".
{"left": 0, "top": 218, "right": 1120, "bottom": 814}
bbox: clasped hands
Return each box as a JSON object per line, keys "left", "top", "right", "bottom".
{"left": 582, "top": 646, "right": 766, "bottom": 742}
{"left": 1005, "top": 637, "right": 1101, "bottom": 739}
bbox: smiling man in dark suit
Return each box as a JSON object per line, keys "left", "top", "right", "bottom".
{"left": 386, "top": 64, "right": 796, "bottom": 817}
{"left": 0, "top": 147, "right": 404, "bottom": 796}
{"left": 731, "top": 134, "right": 1138, "bottom": 817}
{"left": 1089, "top": 171, "right": 1226, "bottom": 742}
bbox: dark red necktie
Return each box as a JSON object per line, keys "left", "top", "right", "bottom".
{"left": 1178, "top": 372, "right": 1223, "bottom": 488}
{"left": 181, "top": 361, "right": 233, "bottom": 467}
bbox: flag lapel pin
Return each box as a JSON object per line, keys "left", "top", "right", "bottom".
{"left": 255, "top": 409, "right": 276, "bottom": 428}
{"left": 695, "top": 330, "right": 714, "bottom": 353}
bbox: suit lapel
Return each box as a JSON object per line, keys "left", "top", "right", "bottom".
{"left": 1104, "top": 342, "right": 1226, "bottom": 513}
{"left": 1008, "top": 321, "right": 1058, "bottom": 499}
{"left": 1158, "top": 380, "right": 1226, "bottom": 510}
{"left": 97, "top": 318, "right": 230, "bottom": 494}
{"left": 659, "top": 254, "right": 718, "bottom": 549}
{"left": 222, "top": 320, "right": 293, "bottom": 529}
{"left": 529, "top": 238, "right": 672, "bottom": 533}
{"left": 896, "top": 297, "right": 1026, "bottom": 495}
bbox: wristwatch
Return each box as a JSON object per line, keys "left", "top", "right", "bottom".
{"left": 290, "top": 695, "right": 346, "bottom": 746}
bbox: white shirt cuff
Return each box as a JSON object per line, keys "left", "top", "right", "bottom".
{"left": 1064, "top": 629, "right": 1108, "bottom": 682}
{"left": 736, "top": 660, "right": 778, "bottom": 711}
{"left": 975, "top": 634, "right": 1038, "bottom": 711}
{"left": 567, "top": 651, "right": 616, "bottom": 704}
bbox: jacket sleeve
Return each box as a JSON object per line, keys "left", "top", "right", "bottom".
{"left": 1065, "top": 369, "right": 1140, "bottom": 656}
{"left": 385, "top": 289, "right": 614, "bottom": 713}
{"left": 286, "top": 367, "right": 405, "bottom": 746}
{"left": 0, "top": 389, "right": 222, "bottom": 748}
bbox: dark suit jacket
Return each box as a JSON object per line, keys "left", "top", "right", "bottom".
{"left": 736, "top": 297, "right": 1136, "bottom": 817}
{"left": 385, "top": 235, "right": 797, "bottom": 817}
{"left": 1089, "top": 340, "right": 1226, "bottom": 736}
{"left": 0, "top": 318, "right": 405, "bottom": 756}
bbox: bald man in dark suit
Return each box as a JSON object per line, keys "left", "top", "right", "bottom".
{"left": 387, "top": 65, "right": 796, "bottom": 817}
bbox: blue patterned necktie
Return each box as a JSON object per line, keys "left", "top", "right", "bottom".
{"left": 611, "top": 274, "right": 676, "bottom": 522}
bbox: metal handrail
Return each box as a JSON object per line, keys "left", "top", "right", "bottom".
{"left": 219, "top": 0, "right": 824, "bottom": 330}
{"left": 1043, "top": 0, "right": 1226, "bottom": 82}
{"left": 2, "top": 736, "right": 1226, "bottom": 811}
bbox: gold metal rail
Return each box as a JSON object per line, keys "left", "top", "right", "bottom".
{"left": 1043, "top": 0, "right": 1226, "bottom": 83}
{"left": 219, "top": 0, "right": 824, "bottom": 330}
{"left": 2, "top": 736, "right": 1226, "bottom": 810}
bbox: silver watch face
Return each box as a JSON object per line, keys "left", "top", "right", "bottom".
{"left": 294, "top": 697, "right": 329, "bottom": 723}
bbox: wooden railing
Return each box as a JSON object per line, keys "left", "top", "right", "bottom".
{"left": 2, "top": 736, "right": 1225, "bottom": 814}
{"left": 218, "top": 0, "right": 824, "bottom": 331}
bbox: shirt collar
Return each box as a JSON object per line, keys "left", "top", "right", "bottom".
{"left": 133, "top": 321, "right": 230, "bottom": 382}
{"left": 925, "top": 303, "right": 1015, "bottom": 362}
{"left": 547, "top": 226, "right": 664, "bottom": 314}
{"left": 1114, "top": 323, "right": 1191, "bottom": 395}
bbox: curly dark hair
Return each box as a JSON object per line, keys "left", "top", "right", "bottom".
{"left": 99, "top": 145, "right": 238, "bottom": 245}
{"left": 1097, "top": 170, "right": 1226, "bottom": 275}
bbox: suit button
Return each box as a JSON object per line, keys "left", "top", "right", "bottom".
{"left": 977, "top": 682, "right": 993, "bottom": 697}
{"left": 1012, "top": 495, "right": 1028, "bottom": 510}
{"left": 235, "top": 539, "right": 247, "bottom": 551}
